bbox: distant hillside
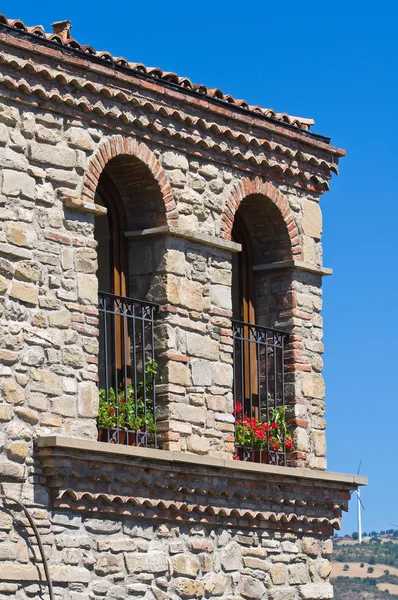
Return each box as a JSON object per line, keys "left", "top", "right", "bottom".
{"left": 332, "top": 532, "right": 398, "bottom": 600}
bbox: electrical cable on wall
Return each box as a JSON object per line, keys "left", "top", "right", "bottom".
{"left": 0, "top": 487, "right": 54, "bottom": 600}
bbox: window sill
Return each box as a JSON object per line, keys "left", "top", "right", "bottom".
{"left": 37, "top": 435, "right": 366, "bottom": 487}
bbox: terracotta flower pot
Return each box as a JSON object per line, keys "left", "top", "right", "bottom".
{"left": 127, "top": 430, "right": 137, "bottom": 446}
{"left": 253, "top": 449, "right": 268, "bottom": 464}
{"left": 98, "top": 427, "right": 108, "bottom": 442}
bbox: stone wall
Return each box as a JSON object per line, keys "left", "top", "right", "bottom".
{"left": 0, "top": 509, "right": 334, "bottom": 600}
{"left": 0, "top": 90, "right": 330, "bottom": 465}
{"left": 0, "top": 438, "right": 356, "bottom": 600}
{"left": 0, "top": 19, "right": 362, "bottom": 600}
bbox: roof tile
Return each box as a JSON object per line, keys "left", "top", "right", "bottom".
{"left": 0, "top": 14, "right": 315, "bottom": 130}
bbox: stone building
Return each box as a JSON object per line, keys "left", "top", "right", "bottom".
{"left": 0, "top": 15, "right": 366, "bottom": 600}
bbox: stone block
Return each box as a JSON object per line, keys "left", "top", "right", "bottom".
{"left": 48, "top": 309, "right": 72, "bottom": 329}
{"left": 172, "top": 554, "right": 200, "bottom": 577}
{"left": 165, "top": 361, "right": 191, "bottom": 386}
{"left": 191, "top": 359, "right": 212, "bottom": 386}
{"left": 97, "top": 539, "right": 148, "bottom": 553}
{"left": 301, "top": 537, "right": 319, "bottom": 558}
{"left": 14, "top": 261, "right": 39, "bottom": 283}
{"left": 2, "top": 169, "right": 35, "bottom": 198}
{"left": 271, "top": 565, "right": 286, "bottom": 585}
{"left": 6, "top": 223, "right": 37, "bottom": 248}
{"left": 173, "top": 278, "right": 203, "bottom": 311}
{"left": 204, "top": 573, "right": 228, "bottom": 596}
{"left": 302, "top": 200, "right": 322, "bottom": 239}
{"left": 125, "top": 552, "right": 149, "bottom": 573}
{"left": 212, "top": 363, "right": 233, "bottom": 387}
{"left": 95, "top": 554, "right": 124, "bottom": 575}
{"left": 75, "top": 248, "right": 97, "bottom": 274}
{"left": 221, "top": 541, "right": 242, "bottom": 571}
{"left": 63, "top": 346, "right": 85, "bottom": 368}
{"left": 31, "top": 369, "right": 62, "bottom": 395}
{"left": 0, "top": 460, "right": 26, "bottom": 481}
{"left": 321, "top": 540, "right": 333, "bottom": 556}
{"left": 187, "top": 332, "right": 219, "bottom": 360}
{"left": 0, "top": 148, "right": 29, "bottom": 171}
{"left": 288, "top": 563, "right": 309, "bottom": 585}
{"left": 0, "top": 275, "right": 8, "bottom": 294}
{"left": 318, "top": 559, "right": 332, "bottom": 579}
{"left": 168, "top": 403, "right": 206, "bottom": 425}
{"left": 28, "top": 142, "right": 76, "bottom": 167}
{"left": 77, "top": 273, "right": 98, "bottom": 305}
{"left": 162, "top": 151, "right": 189, "bottom": 171}
{"left": 67, "top": 127, "right": 95, "bottom": 151}
{"left": 240, "top": 575, "right": 266, "bottom": 599}
{"left": 243, "top": 556, "right": 268, "bottom": 571}
{"left": 10, "top": 280, "right": 38, "bottom": 305}
{"left": 173, "top": 578, "right": 205, "bottom": 598}
{"left": 302, "top": 374, "right": 325, "bottom": 399}
{"left": 186, "top": 434, "right": 210, "bottom": 454}
{"left": 293, "top": 428, "right": 309, "bottom": 453}
{"left": 15, "top": 407, "right": 39, "bottom": 424}
{"left": 0, "top": 404, "right": 13, "bottom": 422}
{"left": 299, "top": 584, "right": 333, "bottom": 599}
{"left": 268, "top": 587, "right": 297, "bottom": 600}
{"left": 78, "top": 382, "right": 99, "bottom": 418}
{"left": 0, "top": 103, "right": 19, "bottom": 126}
{"left": 7, "top": 442, "right": 29, "bottom": 463}
{"left": 1, "top": 379, "right": 24, "bottom": 404}
{"left": 313, "top": 430, "right": 326, "bottom": 457}
{"left": 0, "top": 349, "right": 19, "bottom": 364}
{"left": 211, "top": 284, "right": 232, "bottom": 310}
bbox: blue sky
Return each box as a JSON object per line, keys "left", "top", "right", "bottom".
{"left": 3, "top": 0, "right": 397, "bottom": 534}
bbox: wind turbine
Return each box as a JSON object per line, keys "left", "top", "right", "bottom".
{"left": 354, "top": 461, "right": 365, "bottom": 543}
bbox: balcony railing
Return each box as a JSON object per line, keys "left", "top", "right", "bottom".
{"left": 232, "top": 320, "right": 290, "bottom": 465}
{"left": 97, "top": 291, "right": 159, "bottom": 448}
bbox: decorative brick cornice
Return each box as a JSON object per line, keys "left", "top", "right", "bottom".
{"left": 36, "top": 437, "right": 366, "bottom": 536}
{"left": 82, "top": 135, "right": 178, "bottom": 223}
{"left": 0, "top": 24, "right": 347, "bottom": 160}
{"left": 0, "top": 47, "right": 341, "bottom": 195}
{"left": 221, "top": 178, "right": 302, "bottom": 259}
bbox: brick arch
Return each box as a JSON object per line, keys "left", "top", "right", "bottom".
{"left": 81, "top": 135, "right": 178, "bottom": 224}
{"left": 221, "top": 177, "right": 302, "bottom": 258}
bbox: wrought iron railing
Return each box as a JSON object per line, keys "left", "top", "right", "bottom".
{"left": 97, "top": 291, "right": 159, "bottom": 448}
{"left": 232, "top": 320, "right": 290, "bottom": 465}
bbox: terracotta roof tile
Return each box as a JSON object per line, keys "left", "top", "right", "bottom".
{"left": 0, "top": 14, "right": 314, "bottom": 131}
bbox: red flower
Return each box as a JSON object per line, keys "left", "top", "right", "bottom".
{"left": 261, "top": 423, "right": 270, "bottom": 432}
{"left": 255, "top": 429, "right": 265, "bottom": 440}
{"left": 232, "top": 453, "right": 240, "bottom": 461}
{"left": 271, "top": 421, "right": 278, "bottom": 429}
{"left": 234, "top": 402, "right": 243, "bottom": 414}
{"left": 108, "top": 408, "right": 115, "bottom": 415}
{"left": 119, "top": 398, "right": 126, "bottom": 404}
{"left": 272, "top": 441, "right": 279, "bottom": 450}
{"left": 284, "top": 439, "right": 293, "bottom": 449}
{"left": 237, "top": 419, "right": 243, "bottom": 426}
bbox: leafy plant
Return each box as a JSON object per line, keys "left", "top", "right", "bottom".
{"left": 98, "top": 360, "right": 158, "bottom": 433}
{"left": 234, "top": 403, "right": 293, "bottom": 454}
{"left": 98, "top": 387, "right": 126, "bottom": 428}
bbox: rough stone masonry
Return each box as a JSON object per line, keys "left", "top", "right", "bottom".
{"left": 0, "top": 15, "right": 366, "bottom": 600}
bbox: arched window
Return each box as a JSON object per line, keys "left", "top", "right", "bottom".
{"left": 94, "top": 154, "right": 167, "bottom": 448}
{"left": 231, "top": 193, "right": 292, "bottom": 464}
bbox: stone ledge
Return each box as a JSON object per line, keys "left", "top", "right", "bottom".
{"left": 36, "top": 435, "right": 367, "bottom": 487}
{"left": 253, "top": 260, "right": 333, "bottom": 277}
{"left": 124, "top": 225, "right": 242, "bottom": 253}
{"left": 36, "top": 436, "right": 365, "bottom": 533}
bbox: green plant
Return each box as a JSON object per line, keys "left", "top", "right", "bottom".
{"left": 98, "top": 360, "right": 158, "bottom": 433}
{"left": 97, "top": 387, "right": 126, "bottom": 428}
{"left": 234, "top": 403, "right": 293, "bottom": 455}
